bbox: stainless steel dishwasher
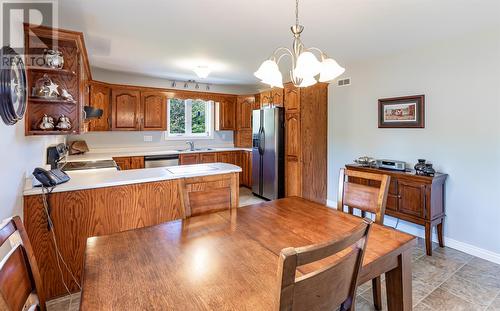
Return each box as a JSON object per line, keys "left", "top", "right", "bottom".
{"left": 144, "top": 154, "right": 179, "bottom": 168}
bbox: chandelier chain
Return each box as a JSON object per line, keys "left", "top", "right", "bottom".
{"left": 295, "top": 0, "right": 299, "bottom": 26}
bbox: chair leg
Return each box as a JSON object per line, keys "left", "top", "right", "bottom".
{"left": 372, "top": 276, "right": 382, "bottom": 310}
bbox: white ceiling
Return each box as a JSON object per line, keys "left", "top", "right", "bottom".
{"left": 58, "top": 0, "right": 500, "bottom": 85}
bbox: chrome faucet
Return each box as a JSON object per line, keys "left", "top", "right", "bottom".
{"left": 186, "top": 141, "right": 195, "bottom": 151}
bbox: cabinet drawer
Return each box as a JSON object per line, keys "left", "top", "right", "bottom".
{"left": 179, "top": 153, "right": 200, "bottom": 165}
{"left": 368, "top": 178, "right": 397, "bottom": 195}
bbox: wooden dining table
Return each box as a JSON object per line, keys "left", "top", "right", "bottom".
{"left": 80, "top": 197, "right": 415, "bottom": 311}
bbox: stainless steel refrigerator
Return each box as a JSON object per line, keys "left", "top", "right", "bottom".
{"left": 252, "top": 107, "right": 284, "bottom": 200}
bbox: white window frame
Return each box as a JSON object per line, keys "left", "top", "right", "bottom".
{"left": 166, "top": 98, "right": 214, "bottom": 140}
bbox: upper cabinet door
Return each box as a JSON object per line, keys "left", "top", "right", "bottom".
{"left": 89, "top": 84, "right": 111, "bottom": 131}
{"left": 216, "top": 96, "right": 236, "bottom": 130}
{"left": 284, "top": 83, "right": 300, "bottom": 112}
{"left": 236, "top": 95, "right": 254, "bottom": 130}
{"left": 112, "top": 88, "right": 141, "bottom": 130}
{"left": 141, "top": 91, "right": 167, "bottom": 131}
{"left": 260, "top": 91, "right": 271, "bottom": 108}
{"left": 271, "top": 88, "right": 284, "bottom": 107}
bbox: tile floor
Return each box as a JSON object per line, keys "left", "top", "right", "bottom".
{"left": 47, "top": 190, "right": 500, "bottom": 311}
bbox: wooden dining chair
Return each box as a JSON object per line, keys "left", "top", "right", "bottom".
{"left": 337, "top": 168, "right": 390, "bottom": 311}
{"left": 0, "top": 216, "right": 46, "bottom": 311}
{"left": 276, "top": 219, "right": 372, "bottom": 311}
{"left": 181, "top": 173, "right": 239, "bottom": 217}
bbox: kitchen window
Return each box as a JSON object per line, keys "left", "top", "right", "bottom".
{"left": 166, "top": 98, "right": 214, "bottom": 138}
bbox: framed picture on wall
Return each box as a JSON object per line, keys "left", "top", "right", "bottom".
{"left": 378, "top": 95, "right": 425, "bottom": 128}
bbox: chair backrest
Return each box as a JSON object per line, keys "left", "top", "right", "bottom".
{"left": 181, "top": 173, "right": 237, "bottom": 218}
{"left": 337, "top": 168, "right": 390, "bottom": 224}
{"left": 0, "top": 216, "right": 45, "bottom": 311}
{"left": 276, "top": 219, "right": 372, "bottom": 311}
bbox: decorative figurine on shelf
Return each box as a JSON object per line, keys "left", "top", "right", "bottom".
{"left": 414, "top": 159, "right": 427, "bottom": 175}
{"left": 44, "top": 49, "right": 64, "bottom": 69}
{"left": 33, "top": 74, "right": 59, "bottom": 99}
{"left": 56, "top": 114, "right": 72, "bottom": 130}
{"left": 38, "top": 114, "right": 55, "bottom": 130}
{"left": 60, "top": 89, "right": 74, "bottom": 102}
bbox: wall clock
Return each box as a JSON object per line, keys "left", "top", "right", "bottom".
{"left": 0, "top": 46, "right": 27, "bottom": 125}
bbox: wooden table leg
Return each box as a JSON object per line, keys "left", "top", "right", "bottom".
{"left": 424, "top": 222, "right": 432, "bottom": 256}
{"left": 386, "top": 249, "right": 412, "bottom": 311}
{"left": 437, "top": 219, "right": 444, "bottom": 248}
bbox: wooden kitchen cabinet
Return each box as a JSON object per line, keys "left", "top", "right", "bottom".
{"left": 179, "top": 153, "right": 200, "bottom": 165}
{"left": 346, "top": 165, "right": 448, "bottom": 256}
{"left": 271, "top": 88, "right": 284, "bottom": 107}
{"left": 215, "top": 96, "right": 236, "bottom": 130}
{"left": 217, "top": 151, "right": 238, "bottom": 164}
{"left": 113, "top": 156, "right": 144, "bottom": 170}
{"left": 199, "top": 152, "right": 217, "bottom": 163}
{"left": 260, "top": 90, "right": 272, "bottom": 108}
{"left": 141, "top": 91, "right": 167, "bottom": 131}
{"left": 234, "top": 95, "right": 255, "bottom": 148}
{"left": 253, "top": 93, "right": 261, "bottom": 110}
{"left": 283, "top": 82, "right": 328, "bottom": 204}
{"left": 89, "top": 83, "right": 111, "bottom": 131}
{"left": 236, "top": 95, "right": 254, "bottom": 130}
{"left": 111, "top": 88, "right": 141, "bottom": 130}
{"left": 241, "top": 151, "right": 252, "bottom": 187}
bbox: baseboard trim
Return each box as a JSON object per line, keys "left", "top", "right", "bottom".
{"left": 325, "top": 199, "right": 500, "bottom": 264}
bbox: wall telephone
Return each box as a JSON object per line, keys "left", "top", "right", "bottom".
{"left": 33, "top": 167, "right": 70, "bottom": 187}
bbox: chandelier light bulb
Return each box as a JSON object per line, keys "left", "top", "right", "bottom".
{"left": 294, "top": 51, "right": 321, "bottom": 79}
{"left": 319, "top": 58, "right": 345, "bottom": 82}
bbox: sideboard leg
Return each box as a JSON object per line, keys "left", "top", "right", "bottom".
{"left": 437, "top": 219, "right": 444, "bottom": 248}
{"left": 424, "top": 223, "right": 432, "bottom": 256}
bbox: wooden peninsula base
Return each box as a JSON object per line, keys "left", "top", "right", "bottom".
{"left": 23, "top": 172, "right": 239, "bottom": 299}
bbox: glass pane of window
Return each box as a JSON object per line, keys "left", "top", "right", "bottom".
{"left": 191, "top": 100, "right": 206, "bottom": 134}
{"left": 169, "top": 98, "right": 185, "bottom": 134}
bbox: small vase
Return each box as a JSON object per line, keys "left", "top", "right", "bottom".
{"left": 414, "top": 159, "right": 426, "bottom": 175}
{"left": 423, "top": 163, "right": 435, "bottom": 176}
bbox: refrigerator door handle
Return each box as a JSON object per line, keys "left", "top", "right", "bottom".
{"left": 259, "top": 127, "right": 265, "bottom": 155}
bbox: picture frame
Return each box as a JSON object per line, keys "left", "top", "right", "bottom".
{"left": 378, "top": 95, "right": 425, "bottom": 128}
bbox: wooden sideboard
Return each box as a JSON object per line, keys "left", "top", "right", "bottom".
{"left": 346, "top": 164, "right": 447, "bottom": 256}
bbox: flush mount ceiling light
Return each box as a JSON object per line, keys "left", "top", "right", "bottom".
{"left": 193, "top": 66, "right": 211, "bottom": 78}
{"left": 254, "top": 0, "right": 345, "bottom": 88}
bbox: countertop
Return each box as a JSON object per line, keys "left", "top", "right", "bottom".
{"left": 24, "top": 162, "right": 242, "bottom": 196}
{"left": 66, "top": 147, "right": 253, "bottom": 162}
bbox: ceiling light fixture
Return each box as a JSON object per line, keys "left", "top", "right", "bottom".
{"left": 193, "top": 66, "right": 211, "bottom": 79}
{"left": 254, "top": 0, "right": 345, "bottom": 88}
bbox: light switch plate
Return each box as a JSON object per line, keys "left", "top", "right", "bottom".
{"left": 144, "top": 135, "right": 153, "bottom": 142}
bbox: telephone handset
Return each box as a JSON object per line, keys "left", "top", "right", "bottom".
{"left": 33, "top": 167, "right": 70, "bottom": 187}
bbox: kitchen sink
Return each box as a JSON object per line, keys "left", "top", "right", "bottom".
{"left": 177, "top": 148, "right": 215, "bottom": 152}
{"left": 167, "top": 164, "right": 219, "bottom": 175}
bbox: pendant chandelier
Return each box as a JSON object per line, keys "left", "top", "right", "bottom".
{"left": 254, "top": 0, "right": 345, "bottom": 88}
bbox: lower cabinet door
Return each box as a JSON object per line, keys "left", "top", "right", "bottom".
{"left": 199, "top": 153, "right": 217, "bottom": 163}
{"left": 179, "top": 153, "right": 200, "bottom": 165}
{"left": 130, "top": 157, "right": 145, "bottom": 169}
{"left": 285, "top": 156, "right": 301, "bottom": 197}
{"left": 398, "top": 180, "right": 425, "bottom": 218}
{"left": 113, "top": 157, "right": 131, "bottom": 170}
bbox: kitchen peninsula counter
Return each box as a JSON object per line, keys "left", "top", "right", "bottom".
{"left": 23, "top": 162, "right": 241, "bottom": 195}
{"left": 23, "top": 163, "right": 241, "bottom": 299}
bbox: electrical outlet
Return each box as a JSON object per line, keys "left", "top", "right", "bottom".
{"left": 144, "top": 135, "right": 153, "bottom": 142}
